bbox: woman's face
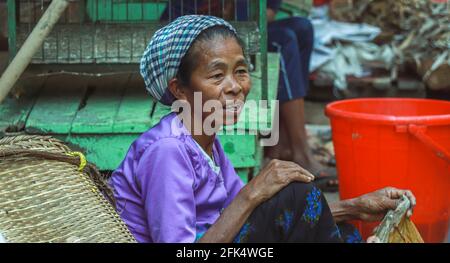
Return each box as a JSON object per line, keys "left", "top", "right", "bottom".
{"left": 183, "top": 37, "right": 251, "bottom": 127}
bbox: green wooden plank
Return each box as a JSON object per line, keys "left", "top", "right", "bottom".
{"left": 86, "top": 0, "right": 167, "bottom": 21}
{"left": 0, "top": 73, "right": 48, "bottom": 134}
{"left": 112, "top": 74, "right": 155, "bottom": 133}
{"left": 245, "top": 52, "right": 279, "bottom": 101}
{"left": 218, "top": 134, "right": 255, "bottom": 156}
{"left": 65, "top": 133, "right": 258, "bottom": 171}
{"left": 259, "top": 0, "right": 268, "bottom": 100}
{"left": 0, "top": 94, "right": 34, "bottom": 134}
{"left": 228, "top": 155, "right": 257, "bottom": 169}
{"left": 62, "top": 134, "right": 257, "bottom": 171}
{"left": 264, "top": 52, "right": 281, "bottom": 131}
{"left": 150, "top": 102, "right": 171, "bottom": 127}
{"left": 236, "top": 169, "right": 249, "bottom": 184}
{"left": 218, "top": 134, "right": 257, "bottom": 168}
{"left": 71, "top": 88, "right": 122, "bottom": 133}
{"left": 253, "top": 141, "right": 264, "bottom": 176}
{"left": 26, "top": 76, "right": 87, "bottom": 134}
{"left": 71, "top": 75, "right": 129, "bottom": 134}
{"left": 267, "top": 52, "right": 281, "bottom": 102}
{"left": 65, "top": 134, "right": 138, "bottom": 171}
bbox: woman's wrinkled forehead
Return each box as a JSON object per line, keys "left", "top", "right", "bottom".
{"left": 194, "top": 37, "right": 247, "bottom": 68}
{"left": 191, "top": 28, "right": 245, "bottom": 59}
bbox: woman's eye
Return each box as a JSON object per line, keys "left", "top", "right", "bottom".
{"left": 212, "top": 73, "right": 223, "bottom": 80}
{"left": 236, "top": 69, "right": 248, "bottom": 74}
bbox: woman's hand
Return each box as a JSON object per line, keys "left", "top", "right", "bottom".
{"left": 199, "top": 160, "right": 313, "bottom": 243}
{"left": 247, "top": 159, "right": 315, "bottom": 204}
{"left": 352, "top": 187, "right": 416, "bottom": 222}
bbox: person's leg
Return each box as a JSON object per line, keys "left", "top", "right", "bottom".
{"left": 267, "top": 25, "right": 303, "bottom": 104}
{"left": 278, "top": 119, "right": 292, "bottom": 161}
{"left": 280, "top": 98, "right": 311, "bottom": 167}
{"left": 267, "top": 19, "right": 337, "bottom": 189}
{"left": 265, "top": 25, "right": 301, "bottom": 163}
{"left": 267, "top": 17, "right": 313, "bottom": 93}
{"left": 280, "top": 99, "right": 338, "bottom": 187}
{"left": 270, "top": 17, "right": 314, "bottom": 92}
{"left": 264, "top": 111, "right": 292, "bottom": 162}
{"left": 233, "top": 182, "right": 342, "bottom": 243}
{"left": 266, "top": 25, "right": 303, "bottom": 162}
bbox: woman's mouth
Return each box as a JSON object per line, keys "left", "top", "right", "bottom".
{"left": 224, "top": 104, "right": 241, "bottom": 112}
{"left": 223, "top": 101, "right": 244, "bottom": 115}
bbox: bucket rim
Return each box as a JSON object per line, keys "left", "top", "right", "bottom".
{"left": 325, "top": 98, "right": 450, "bottom": 126}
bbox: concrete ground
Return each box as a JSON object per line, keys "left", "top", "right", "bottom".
{"left": 305, "top": 100, "right": 331, "bottom": 126}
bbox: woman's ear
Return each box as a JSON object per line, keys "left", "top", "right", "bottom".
{"left": 168, "top": 78, "right": 187, "bottom": 101}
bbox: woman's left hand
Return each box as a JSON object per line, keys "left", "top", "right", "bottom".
{"left": 352, "top": 187, "right": 416, "bottom": 222}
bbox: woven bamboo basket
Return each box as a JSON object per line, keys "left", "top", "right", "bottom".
{"left": 0, "top": 135, "right": 136, "bottom": 243}
{"left": 387, "top": 217, "right": 424, "bottom": 243}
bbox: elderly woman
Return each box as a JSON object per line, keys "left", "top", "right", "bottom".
{"left": 109, "top": 15, "right": 415, "bottom": 243}
{"left": 160, "top": 0, "right": 337, "bottom": 191}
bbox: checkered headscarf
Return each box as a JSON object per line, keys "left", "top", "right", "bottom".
{"left": 140, "top": 15, "right": 237, "bottom": 105}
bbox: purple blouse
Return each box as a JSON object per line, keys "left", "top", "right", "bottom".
{"left": 109, "top": 112, "right": 244, "bottom": 243}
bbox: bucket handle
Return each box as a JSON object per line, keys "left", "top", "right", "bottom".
{"left": 407, "top": 124, "right": 450, "bottom": 164}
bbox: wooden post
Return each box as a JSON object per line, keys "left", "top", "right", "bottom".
{"left": 0, "top": 0, "right": 70, "bottom": 103}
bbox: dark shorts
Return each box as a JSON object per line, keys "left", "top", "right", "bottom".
{"left": 268, "top": 17, "right": 314, "bottom": 103}
{"left": 233, "top": 182, "right": 363, "bottom": 243}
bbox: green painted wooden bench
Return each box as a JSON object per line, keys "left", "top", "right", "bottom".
{"left": 0, "top": 53, "right": 279, "bottom": 183}
{"left": 3, "top": 0, "right": 279, "bottom": 182}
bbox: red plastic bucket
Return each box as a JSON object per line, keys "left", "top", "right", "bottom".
{"left": 325, "top": 98, "right": 450, "bottom": 242}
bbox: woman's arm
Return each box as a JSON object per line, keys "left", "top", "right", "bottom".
{"left": 328, "top": 199, "right": 360, "bottom": 223}
{"left": 198, "top": 159, "right": 315, "bottom": 243}
{"left": 329, "top": 187, "right": 416, "bottom": 223}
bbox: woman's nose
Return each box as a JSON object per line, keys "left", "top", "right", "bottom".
{"left": 224, "top": 76, "right": 242, "bottom": 95}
